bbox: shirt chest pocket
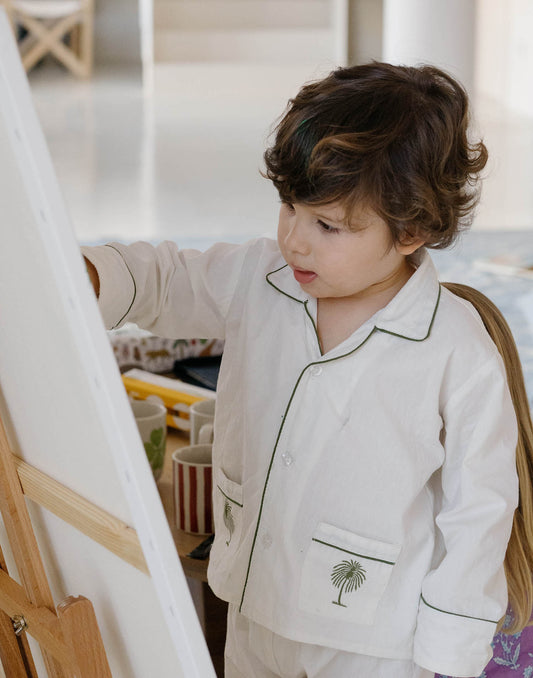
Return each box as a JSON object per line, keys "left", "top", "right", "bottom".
{"left": 299, "top": 523, "right": 401, "bottom": 626}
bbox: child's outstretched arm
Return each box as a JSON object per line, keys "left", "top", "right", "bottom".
{"left": 81, "top": 240, "right": 240, "bottom": 335}
{"left": 80, "top": 238, "right": 276, "bottom": 338}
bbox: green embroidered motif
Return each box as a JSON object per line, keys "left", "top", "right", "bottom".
{"left": 223, "top": 499, "right": 235, "bottom": 546}
{"left": 331, "top": 559, "right": 366, "bottom": 607}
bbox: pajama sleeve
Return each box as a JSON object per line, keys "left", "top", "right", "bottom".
{"left": 413, "top": 352, "right": 519, "bottom": 677}
{"left": 81, "top": 239, "right": 261, "bottom": 337}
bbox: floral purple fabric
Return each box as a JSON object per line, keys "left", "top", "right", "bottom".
{"left": 436, "top": 614, "right": 533, "bottom": 678}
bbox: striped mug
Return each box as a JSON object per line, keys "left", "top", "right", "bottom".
{"left": 172, "top": 444, "right": 213, "bottom": 534}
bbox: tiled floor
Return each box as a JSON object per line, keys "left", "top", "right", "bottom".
{"left": 28, "top": 61, "right": 327, "bottom": 244}
{"left": 26, "top": 60, "right": 533, "bottom": 245}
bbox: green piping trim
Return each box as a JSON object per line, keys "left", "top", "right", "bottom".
{"left": 304, "top": 300, "right": 322, "bottom": 353}
{"left": 312, "top": 538, "right": 396, "bottom": 566}
{"left": 266, "top": 265, "right": 303, "bottom": 304}
{"left": 376, "top": 285, "right": 442, "bottom": 343}
{"left": 265, "top": 268, "right": 443, "bottom": 344}
{"left": 105, "top": 244, "right": 137, "bottom": 329}
{"left": 238, "top": 328, "right": 378, "bottom": 613}
{"left": 266, "top": 267, "right": 322, "bottom": 352}
{"left": 216, "top": 485, "right": 243, "bottom": 508}
{"left": 420, "top": 595, "right": 498, "bottom": 625}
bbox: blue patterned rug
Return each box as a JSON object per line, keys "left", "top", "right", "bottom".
{"left": 431, "top": 230, "right": 533, "bottom": 409}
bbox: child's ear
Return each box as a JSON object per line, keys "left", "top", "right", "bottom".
{"left": 396, "top": 232, "right": 425, "bottom": 256}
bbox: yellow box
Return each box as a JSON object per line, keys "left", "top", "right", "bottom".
{"left": 122, "top": 369, "right": 215, "bottom": 431}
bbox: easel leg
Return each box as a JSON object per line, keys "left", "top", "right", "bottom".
{"left": 0, "top": 609, "right": 37, "bottom": 678}
{"left": 0, "top": 409, "right": 112, "bottom": 677}
{"left": 57, "top": 596, "right": 112, "bottom": 678}
{"left": 0, "top": 415, "right": 68, "bottom": 678}
{"left": 0, "top": 549, "right": 37, "bottom": 678}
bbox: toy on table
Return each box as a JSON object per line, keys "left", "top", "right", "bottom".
{"left": 122, "top": 368, "right": 215, "bottom": 432}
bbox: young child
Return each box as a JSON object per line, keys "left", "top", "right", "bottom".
{"left": 82, "top": 62, "right": 531, "bottom": 678}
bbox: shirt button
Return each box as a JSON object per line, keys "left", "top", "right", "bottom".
{"left": 281, "top": 451, "right": 294, "bottom": 467}
{"left": 310, "top": 364, "right": 323, "bottom": 376}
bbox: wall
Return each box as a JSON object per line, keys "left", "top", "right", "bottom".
{"left": 351, "top": 0, "right": 533, "bottom": 118}
{"left": 382, "top": 0, "right": 476, "bottom": 96}
{"left": 92, "top": 0, "right": 533, "bottom": 114}
{"left": 94, "top": 0, "right": 383, "bottom": 71}
{"left": 347, "top": 0, "right": 383, "bottom": 65}
{"left": 475, "top": 0, "right": 533, "bottom": 116}
{"left": 94, "top": 0, "right": 142, "bottom": 67}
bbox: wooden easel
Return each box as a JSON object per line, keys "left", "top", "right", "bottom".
{"left": 0, "top": 411, "right": 112, "bottom": 677}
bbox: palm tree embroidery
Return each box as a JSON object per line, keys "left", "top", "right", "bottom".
{"left": 331, "top": 559, "right": 366, "bottom": 607}
{"left": 223, "top": 498, "right": 235, "bottom": 545}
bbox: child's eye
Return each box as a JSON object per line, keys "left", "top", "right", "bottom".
{"left": 318, "top": 220, "right": 340, "bottom": 234}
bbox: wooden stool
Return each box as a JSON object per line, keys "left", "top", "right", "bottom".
{"left": 1, "top": 0, "right": 94, "bottom": 77}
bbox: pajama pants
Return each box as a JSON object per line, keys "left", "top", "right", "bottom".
{"left": 225, "top": 605, "right": 434, "bottom": 678}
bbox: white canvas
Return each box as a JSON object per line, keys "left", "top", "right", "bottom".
{"left": 0, "top": 10, "right": 216, "bottom": 677}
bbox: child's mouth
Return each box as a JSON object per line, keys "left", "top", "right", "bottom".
{"left": 293, "top": 269, "right": 318, "bottom": 284}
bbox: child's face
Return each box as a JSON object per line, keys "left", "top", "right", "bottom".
{"left": 277, "top": 201, "right": 422, "bottom": 301}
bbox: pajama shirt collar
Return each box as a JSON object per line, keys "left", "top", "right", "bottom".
{"left": 266, "top": 248, "right": 441, "bottom": 343}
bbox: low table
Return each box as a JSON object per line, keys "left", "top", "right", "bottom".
{"left": 158, "top": 427, "right": 212, "bottom": 580}
{"left": 157, "top": 427, "right": 226, "bottom": 677}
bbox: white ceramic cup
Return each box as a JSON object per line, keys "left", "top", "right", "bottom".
{"left": 190, "top": 398, "right": 215, "bottom": 445}
{"left": 172, "top": 444, "right": 213, "bottom": 534}
{"left": 131, "top": 398, "right": 167, "bottom": 481}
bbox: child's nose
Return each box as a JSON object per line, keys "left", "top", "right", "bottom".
{"left": 285, "top": 220, "right": 310, "bottom": 255}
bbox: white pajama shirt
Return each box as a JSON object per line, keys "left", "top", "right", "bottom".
{"left": 82, "top": 238, "right": 518, "bottom": 678}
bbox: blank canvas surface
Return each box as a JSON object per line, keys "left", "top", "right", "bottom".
{"left": 0, "top": 11, "right": 215, "bottom": 678}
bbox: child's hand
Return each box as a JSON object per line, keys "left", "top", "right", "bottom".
{"left": 84, "top": 256, "right": 100, "bottom": 298}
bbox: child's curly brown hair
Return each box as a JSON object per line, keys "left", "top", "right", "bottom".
{"left": 264, "top": 62, "right": 488, "bottom": 249}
